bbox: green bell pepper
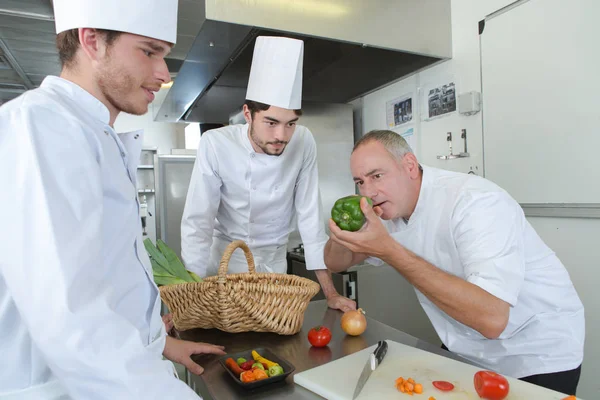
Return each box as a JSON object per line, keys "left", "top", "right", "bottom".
{"left": 331, "top": 195, "right": 373, "bottom": 231}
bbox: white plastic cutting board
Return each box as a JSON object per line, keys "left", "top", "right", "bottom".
{"left": 294, "top": 340, "right": 581, "bottom": 400}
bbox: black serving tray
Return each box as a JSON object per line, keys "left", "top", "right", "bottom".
{"left": 218, "top": 347, "right": 295, "bottom": 389}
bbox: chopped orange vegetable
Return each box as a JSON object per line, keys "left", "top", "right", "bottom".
{"left": 395, "top": 376, "right": 423, "bottom": 396}
{"left": 562, "top": 396, "right": 577, "bottom": 400}
{"left": 414, "top": 383, "right": 423, "bottom": 394}
{"left": 428, "top": 397, "right": 436, "bottom": 400}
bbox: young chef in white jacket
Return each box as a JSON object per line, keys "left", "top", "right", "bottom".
{"left": 0, "top": 0, "right": 225, "bottom": 399}
{"left": 324, "top": 130, "right": 585, "bottom": 396}
{"left": 181, "top": 36, "right": 356, "bottom": 312}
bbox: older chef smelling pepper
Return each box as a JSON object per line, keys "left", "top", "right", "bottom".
{"left": 181, "top": 36, "right": 355, "bottom": 312}
{"left": 0, "top": 0, "right": 225, "bottom": 399}
{"left": 325, "top": 130, "right": 585, "bottom": 396}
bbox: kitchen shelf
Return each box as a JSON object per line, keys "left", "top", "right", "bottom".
{"left": 138, "top": 165, "right": 154, "bottom": 169}
{"left": 138, "top": 189, "right": 155, "bottom": 193}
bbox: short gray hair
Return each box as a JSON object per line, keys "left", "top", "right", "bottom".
{"left": 353, "top": 129, "right": 413, "bottom": 160}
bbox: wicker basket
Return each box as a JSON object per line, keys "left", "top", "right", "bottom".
{"left": 159, "top": 240, "right": 321, "bottom": 335}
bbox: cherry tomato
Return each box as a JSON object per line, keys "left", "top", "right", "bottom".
{"left": 307, "top": 326, "right": 332, "bottom": 347}
{"left": 432, "top": 381, "right": 455, "bottom": 391}
{"left": 474, "top": 370, "right": 510, "bottom": 400}
{"left": 240, "top": 360, "right": 255, "bottom": 370}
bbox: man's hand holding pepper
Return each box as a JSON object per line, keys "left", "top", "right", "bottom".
{"left": 328, "top": 197, "right": 396, "bottom": 259}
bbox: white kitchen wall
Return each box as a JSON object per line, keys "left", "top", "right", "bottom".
{"left": 357, "top": 1, "right": 597, "bottom": 398}
{"left": 362, "top": 0, "right": 514, "bottom": 174}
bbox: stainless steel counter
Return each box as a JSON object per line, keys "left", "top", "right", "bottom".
{"left": 176, "top": 300, "right": 479, "bottom": 399}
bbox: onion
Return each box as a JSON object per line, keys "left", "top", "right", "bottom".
{"left": 341, "top": 308, "right": 367, "bottom": 336}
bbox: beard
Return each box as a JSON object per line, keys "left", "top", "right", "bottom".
{"left": 249, "top": 123, "right": 289, "bottom": 156}
{"left": 96, "top": 56, "right": 149, "bottom": 116}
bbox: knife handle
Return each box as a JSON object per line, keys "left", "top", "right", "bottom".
{"left": 371, "top": 340, "right": 388, "bottom": 369}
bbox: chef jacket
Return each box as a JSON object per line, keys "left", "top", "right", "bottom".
{"left": 181, "top": 123, "right": 328, "bottom": 277}
{"left": 0, "top": 76, "right": 199, "bottom": 399}
{"left": 367, "top": 165, "right": 585, "bottom": 378}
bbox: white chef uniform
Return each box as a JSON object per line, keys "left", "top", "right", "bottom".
{"left": 181, "top": 123, "right": 327, "bottom": 277}
{"left": 181, "top": 37, "right": 329, "bottom": 277}
{"left": 367, "top": 165, "right": 585, "bottom": 378}
{"left": 0, "top": 0, "right": 200, "bottom": 398}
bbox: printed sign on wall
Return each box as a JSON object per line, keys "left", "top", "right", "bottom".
{"left": 386, "top": 93, "right": 414, "bottom": 128}
{"left": 422, "top": 80, "right": 456, "bottom": 120}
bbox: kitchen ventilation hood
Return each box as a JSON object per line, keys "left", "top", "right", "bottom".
{"left": 156, "top": 0, "right": 452, "bottom": 124}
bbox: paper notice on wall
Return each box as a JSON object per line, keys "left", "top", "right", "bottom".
{"left": 392, "top": 125, "right": 417, "bottom": 156}
{"left": 421, "top": 78, "right": 456, "bottom": 121}
{"left": 386, "top": 93, "right": 414, "bottom": 128}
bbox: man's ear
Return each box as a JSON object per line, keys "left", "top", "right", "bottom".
{"left": 242, "top": 104, "right": 253, "bottom": 124}
{"left": 78, "top": 28, "right": 105, "bottom": 63}
{"left": 403, "top": 153, "right": 421, "bottom": 179}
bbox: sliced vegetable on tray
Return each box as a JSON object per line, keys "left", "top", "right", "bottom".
{"left": 224, "top": 358, "right": 244, "bottom": 376}
{"left": 252, "top": 350, "right": 279, "bottom": 369}
{"left": 268, "top": 365, "right": 284, "bottom": 376}
{"left": 224, "top": 350, "right": 286, "bottom": 382}
{"left": 240, "top": 370, "right": 255, "bottom": 383}
{"left": 239, "top": 360, "right": 255, "bottom": 371}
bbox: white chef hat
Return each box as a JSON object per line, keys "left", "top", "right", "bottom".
{"left": 246, "top": 36, "right": 304, "bottom": 110}
{"left": 53, "top": 0, "right": 178, "bottom": 44}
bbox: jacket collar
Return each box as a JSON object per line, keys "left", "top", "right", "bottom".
{"left": 41, "top": 76, "right": 111, "bottom": 125}
{"left": 403, "top": 164, "right": 434, "bottom": 226}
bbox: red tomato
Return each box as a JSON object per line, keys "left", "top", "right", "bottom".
{"left": 474, "top": 371, "right": 510, "bottom": 400}
{"left": 308, "top": 326, "right": 332, "bottom": 347}
{"left": 432, "top": 381, "right": 455, "bottom": 391}
{"left": 240, "top": 360, "right": 254, "bottom": 371}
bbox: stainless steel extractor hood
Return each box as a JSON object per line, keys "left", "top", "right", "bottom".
{"left": 156, "top": 0, "right": 452, "bottom": 124}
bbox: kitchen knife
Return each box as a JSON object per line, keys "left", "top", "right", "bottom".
{"left": 352, "top": 340, "right": 388, "bottom": 400}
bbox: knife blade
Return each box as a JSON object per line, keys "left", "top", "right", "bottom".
{"left": 352, "top": 340, "right": 388, "bottom": 399}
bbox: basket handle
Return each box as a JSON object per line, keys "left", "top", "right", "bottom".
{"left": 218, "top": 240, "right": 256, "bottom": 278}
